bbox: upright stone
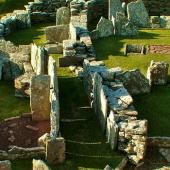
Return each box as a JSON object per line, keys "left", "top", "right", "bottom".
{"left": 46, "top": 137, "right": 65, "bottom": 165}
{"left": 108, "top": 0, "right": 123, "bottom": 20}
{"left": 32, "top": 159, "right": 51, "bottom": 170}
{"left": 127, "top": 0, "right": 149, "bottom": 28}
{"left": 45, "top": 25, "right": 69, "bottom": 43}
{"left": 30, "top": 75, "right": 51, "bottom": 121}
{"left": 96, "top": 17, "right": 114, "bottom": 38}
{"left": 56, "top": 7, "right": 70, "bottom": 25}
{"left": 147, "top": 61, "right": 169, "bottom": 85}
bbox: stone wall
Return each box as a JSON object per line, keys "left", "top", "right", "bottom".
{"left": 149, "top": 45, "right": 170, "bottom": 54}
{"left": 25, "top": 0, "right": 66, "bottom": 24}
{"left": 0, "top": 10, "right": 31, "bottom": 37}
{"left": 83, "top": 59, "right": 148, "bottom": 165}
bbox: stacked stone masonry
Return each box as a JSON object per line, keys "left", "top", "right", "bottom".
{"left": 83, "top": 60, "right": 148, "bottom": 164}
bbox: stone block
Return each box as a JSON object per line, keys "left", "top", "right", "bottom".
{"left": 46, "top": 137, "right": 65, "bottom": 164}
{"left": 32, "top": 159, "right": 51, "bottom": 170}
{"left": 30, "top": 75, "right": 51, "bottom": 121}
{"left": 45, "top": 25, "right": 69, "bottom": 43}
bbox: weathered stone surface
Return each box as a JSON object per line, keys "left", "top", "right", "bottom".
{"left": 38, "top": 133, "right": 50, "bottom": 147}
{"left": 108, "top": 0, "right": 123, "bottom": 20}
{"left": 124, "top": 44, "right": 147, "bottom": 55}
{"left": 147, "top": 137, "right": 170, "bottom": 148}
{"left": 115, "top": 69, "right": 150, "bottom": 95}
{"left": 30, "top": 75, "right": 51, "bottom": 121}
{"left": 56, "top": 7, "right": 70, "bottom": 25}
{"left": 32, "top": 159, "right": 51, "bottom": 170}
{"left": 159, "top": 148, "right": 170, "bottom": 163}
{"left": 46, "top": 137, "right": 65, "bottom": 164}
{"left": 48, "top": 57, "right": 58, "bottom": 94}
{"left": 96, "top": 17, "right": 114, "bottom": 38}
{"left": 103, "top": 83, "right": 133, "bottom": 111}
{"left": 147, "top": 60, "right": 169, "bottom": 86}
{"left": 14, "top": 72, "right": 35, "bottom": 97}
{"left": 113, "top": 12, "right": 139, "bottom": 36}
{"left": 106, "top": 111, "right": 118, "bottom": 150}
{"left": 160, "top": 16, "right": 170, "bottom": 29}
{"left": 45, "top": 43, "right": 63, "bottom": 54}
{"left": 50, "top": 90, "right": 60, "bottom": 139}
{"left": 0, "top": 160, "right": 11, "bottom": 170}
{"left": 150, "top": 16, "right": 161, "bottom": 29}
{"left": 127, "top": 0, "right": 149, "bottom": 28}
{"left": 45, "top": 25, "right": 69, "bottom": 43}
{"left": 93, "top": 73, "right": 108, "bottom": 132}
{"left": 104, "top": 165, "right": 113, "bottom": 170}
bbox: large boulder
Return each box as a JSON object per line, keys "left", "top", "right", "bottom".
{"left": 56, "top": 7, "right": 70, "bottom": 25}
{"left": 108, "top": 0, "right": 123, "bottom": 20}
{"left": 115, "top": 69, "right": 150, "bottom": 95}
{"left": 113, "top": 12, "right": 139, "bottom": 36}
{"left": 127, "top": 0, "right": 149, "bottom": 28}
{"left": 147, "top": 61, "right": 169, "bottom": 86}
{"left": 96, "top": 17, "right": 114, "bottom": 38}
{"left": 45, "top": 25, "right": 70, "bottom": 43}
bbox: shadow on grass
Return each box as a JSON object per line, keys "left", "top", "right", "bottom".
{"left": 134, "top": 84, "right": 170, "bottom": 137}
{"left": 93, "top": 31, "right": 160, "bottom": 61}
{"left": 5, "top": 22, "right": 55, "bottom": 45}
{"left": 0, "top": 0, "right": 31, "bottom": 16}
{"left": 0, "top": 81, "right": 30, "bottom": 121}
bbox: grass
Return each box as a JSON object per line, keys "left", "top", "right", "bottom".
{"left": 0, "top": 80, "right": 30, "bottom": 121}
{"left": 5, "top": 22, "right": 55, "bottom": 46}
{"left": 0, "top": 0, "right": 31, "bottom": 17}
{"left": 93, "top": 29, "right": 170, "bottom": 137}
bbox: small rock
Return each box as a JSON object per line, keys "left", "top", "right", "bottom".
{"left": 26, "top": 125, "right": 39, "bottom": 131}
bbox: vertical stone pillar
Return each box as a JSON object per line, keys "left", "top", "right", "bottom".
{"left": 46, "top": 137, "right": 65, "bottom": 165}
{"left": 30, "top": 75, "right": 51, "bottom": 121}
{"left": 108, "top": 0, "right": 123, "bottom": 20}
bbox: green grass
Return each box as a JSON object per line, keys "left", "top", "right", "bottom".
{"left": 93, "top": 29, "right": 170, "bottom": 137}
{"left": 0, "top": 0, "right": 31, "bottom": 17}
{"left": 5, "top": 22, "right": 55, "bottom": 45}
{"left": 0, "top": 81, "right": 30, "bottom": 121}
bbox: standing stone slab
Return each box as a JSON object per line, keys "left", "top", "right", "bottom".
{"left": 50, "top": 90, "right": 60, "bottom": 139}
{"left": 106, "top": 111, "right": 118, "bottom": 150}
{"left": 127, "top": 0, "right": 149, "bottom": 28}
{"left": 32, "top": 159, "right": 51, "bottom": 170}
{"left": 48, "top": 57, "right": 58, "bottom": 95}
{"left": 46, "top": 137, "right": 65, "bottom": 165}
{"left": 108, "top": 0, "right": 123, "bottom": 20}
{"left": 0, "top": 160, "right": 11, "bottom": 170}
{"left": 96, "top": 17, "right": 114, "bottom": 38}
{"left": 56, "top": 7, "right": 70, "bottom": 25}
{"left": 93, "top": 73, "right": 108, "bottom": 133}
{"left": 147, "top": 61, "right": 169, "bottom": 85}
{"left": 45, "top": 25, "right": 69, "bottom": 43}
{"left": 31, "top": 75, "right": 51, "bottom": 121}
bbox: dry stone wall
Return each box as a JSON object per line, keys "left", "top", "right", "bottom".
{"left": 83, "top": 59, "right": 148, "bottom": 165}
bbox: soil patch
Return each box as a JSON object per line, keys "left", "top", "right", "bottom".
{"left": 0, "top": 115, "right": 50, "bottom": 150}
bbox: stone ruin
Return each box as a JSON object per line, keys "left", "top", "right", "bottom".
{"left": 83, "top": 59, "right": 149, "bottom": 164}
{"left": 0, "top": 39, "right": 65, "bottom": 165}
{"left": 147, "top": 60, "right": 169, "bottom": 86}
{"left": 0, "top": 0, "right": 170, "bottom": 169}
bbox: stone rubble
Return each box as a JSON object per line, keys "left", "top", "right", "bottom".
{"left": 147, "top": 60, "right": 169, "bottom": 86}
